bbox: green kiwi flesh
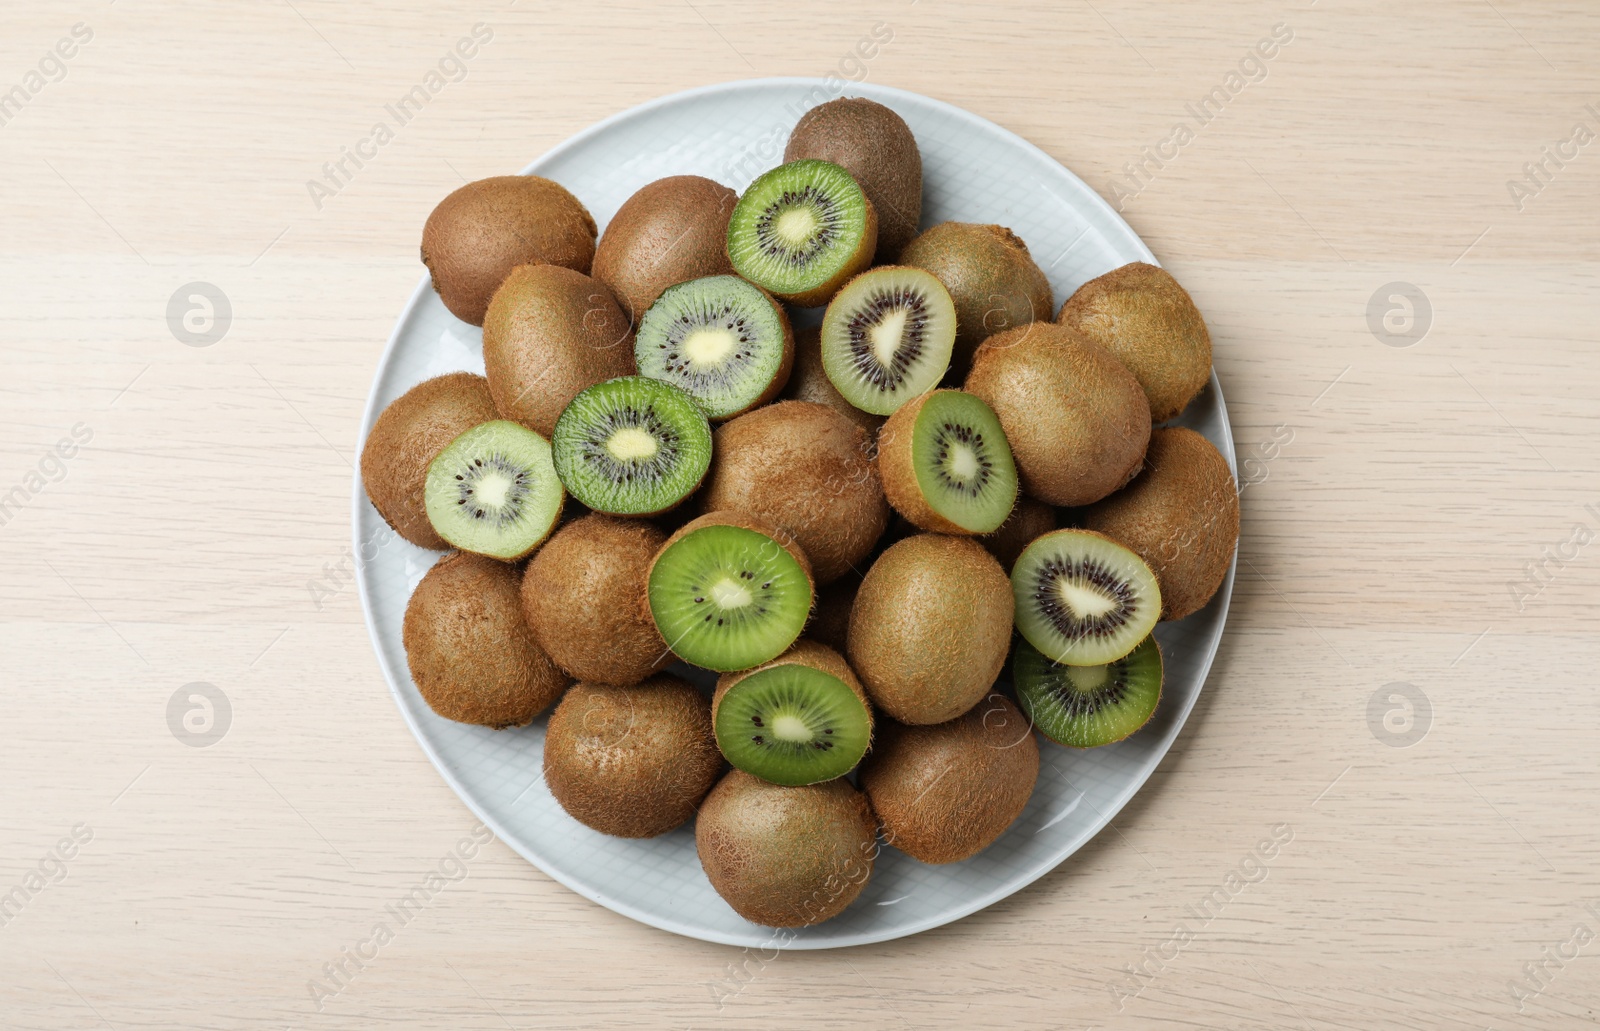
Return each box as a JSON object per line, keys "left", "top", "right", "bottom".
{"left": 820, "top": 266, "right": 955, "bottom": 416}
{"left": 543, "top": 676, "right": 722, "bottom": 837}
{"left": 879, "top": 389, "right": 1016, "bottom": 534}
{"left": 423, "top": 420, "right": 563, "bottom": 561}
{"left": 634, "top": 275, "right": 793, "bottom": 420}
{"left": 713, "top": 641, "right": 873, "bottom": 786}
{"left": 1012, "top": 529, "right": 1161, "bottom": 666}
{"left": 726, "top": 160, "right": 876, "bottom": 307}
{"left": 551, "top": 376, "right": 712, "bottom": 516}
{"left": 647, "top": 513, "right": 814, "bottom": 672}
{"left": 1014, "top": 635, "right": 1162, "bottom": 747}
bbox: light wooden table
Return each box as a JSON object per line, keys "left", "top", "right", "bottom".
{"left": 3, "top": 2, "right": 1596, "bottom": 1028}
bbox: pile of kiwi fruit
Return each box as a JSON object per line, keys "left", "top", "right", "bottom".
{"left": 361, "top": 95, "right": 1240, "bottom": 930}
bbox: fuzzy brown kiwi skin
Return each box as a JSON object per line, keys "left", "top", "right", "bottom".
{"left": 695, "top": 770, "right": 877, "bottom": 927}
{"left": 481, "top": 264, "right": 636, "bottom": 436}
{"left": 698, "top": 401, "right": 888, "bottom": 585}
{"left": 965, "top": 322, "right": 1151, "bottom": 507}
{"left": 780, "top": 326, "right": 885, "bottom": 439}
{"left": 421, "top": 176, "right": 597, "bottom": 326}
{"left": 402, "top": 552, "right": 570, "bottom": 728}
{"left": 877, "top": 389, "right": 1017, "bottom": 536}
{"left": 785, "top": 97, "right": 923, "bottom": 262}
{"left": 360, "top": 373, "right": 499, "bottom": 550}
{"left": 592, "top": 176, "right": 738, "bottom": 325}
{"left": 847, "top": 534, "right": 1014, "bottom": 725}
{"left": 979, "top": 494, "right": 1056, "bottom": 572}
{"left": 1082, "top": 427, "right": 1239, "bottom": 621}
{"left": 900, "top": 222, "right": 1054, "bottom": 381}
{"left": 712, "top": 639, "right": 873, "bottom": 745}
{"left": 543, "top": 676, "right": 722, "bottom": 838}
{"left": 860, "top": 694, "right": 1039, "bottom": 864}
{"left": 520, "top": 514, "right": 672, "bottom": 686}
{"left": 1058, "top": 262, "right": 1213, "bottom": 423}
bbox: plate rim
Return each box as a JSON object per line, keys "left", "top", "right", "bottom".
{"left": 352, "top": 76, "right": 1235, "bottom": 950}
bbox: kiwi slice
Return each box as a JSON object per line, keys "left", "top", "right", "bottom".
{"left": 634, "top": 275, "right": 794, "bottom": 420}
{"left": 879, "top": 389, "right": 1017, "bottom": 534}
{"left": 820, "top": 266, "right": 956, "bottom": 416}
{"left": 726, "top": 159, "right": 877, "bottom": 307}
{"left": 422, "top": 420, "right": 563, "bottom": 561}
{"left": 713, "top": 641, "right": 872, "bottom": 786}
{"left": 551, "top": 376, "right": 712, "bottom": 516}
{"left": 1013, "top": 635, "right": 1163, "bottom": 747}
{"left": 647, "top": 512, "right": 814, "bottom": 672}
{"left": 1012, "top": 529, "right": 1161, "bottom": 666}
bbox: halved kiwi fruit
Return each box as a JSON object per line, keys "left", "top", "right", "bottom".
{"left": 713, "top": 640, "right": 873, "bottom": 786}
{"left": 820, "top": 266, "right": 956, "bottom": 416}
{"left": 695, "top": 770, "right": 877, "bottom": 927}
{"left": 859, "top": 694, "right": 1039, "bottom": 864}
{"left": 847, "top": 534, "right": 1014, "bottom": 725}
{"left": 421, "top": 175, "right": 596, "bottom": 326}
{"left": 634, "top": 275, "right": 793, "bottom": 420}
{"left": 402, "top": 552, "right": 569, "bottom": 728}
{"left": 878, "top": 389, "right": 1017, "bottom": 534}
{"left": 551, "top": 376, "right": 712, "bottom": 516}
{"left": 1013, "top": 635, "right": 1163, "bottom": 747}
{"left": 423, "top": 420, "right": 564, "bottom": 562}
{"left": 361, "top": 372, "right": 499, "bottom": 550}
{"left": 1058, "top": 262, "right": 1212, "bottom": 423}
{"left": 543, "top": 676, "right": 722, "bottom": 837}
{"left": 780, "top": 326, "right": 884, "bottom": 437}
{"left": 726, "top": 159, "right": 877, "bottom": 307}
{"left": 1011, "top": 529, "right": 1161, "bottom": 666}
{"left": 647, "top": 511, "right": 814, "bottom": 672}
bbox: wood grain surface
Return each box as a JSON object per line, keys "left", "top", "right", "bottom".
{"left": 2, "top": 1, "right": 1597, "bottom": 1028}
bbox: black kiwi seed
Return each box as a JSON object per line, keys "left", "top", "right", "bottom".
{"left": 930, "top": 420, "right": 996, "bottom": 500}
{"left": 451, "top": 453, "right": 533, "bottom": 526}
{"left": 844, "top": 284, "right": 931, "bottom": 390}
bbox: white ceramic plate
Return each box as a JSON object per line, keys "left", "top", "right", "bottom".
{"left": 353, "top": 77, "right": 1236, "bottom": 949}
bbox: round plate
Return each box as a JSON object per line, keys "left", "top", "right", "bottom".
{"left": 353, "top": 77, "right": 1236, "bottom": 949}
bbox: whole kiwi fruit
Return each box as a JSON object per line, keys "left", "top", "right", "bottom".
{"left": 899, "top": 222, "right": 1053, "bottom": 380}
{"left": 861, "top": 693, "right": 1039, "bottom": 864}
{"left": 482, "top": 264, "right": 636, "bottom": 436}
{"left": 592, "top": 175, "right": 738, "bottom": 324}
{"left": 780, "top": 326, "right": 885, "bottom": 438}
{"left": 785, "top": 97, "right": 923, "bottom": 262}
{"left": 1057, "top": 262, "right": 1212, "bottom": 422}
{"left": 520, "top": 514, "right": 671, "bottom": 685}
{"left": 965, "top": 323, "right": 1151, "bottom": 507}
{"left": 1082, "top": 426, "right": 1239, "bottom": 620}
{"left": 847, "top": 534, "right": 1014, "bottom": 725}
{"left": 543, "top": 676, "right": 722, "bottom": 838}
{"left": 361, "top": 372, "right": 498, "bottom": 549}
{"left": 698, "top": 400, "right": 888, "bottom": 585}
{"left": 979, "top": 494, "right": 1057, "bottom": 572}
{"left": 695, "top": 770, "right": 877, "bottom": 927}
{"left": 421, "top": 175, "right": 597, "bottom": 326}
{"left": 402, "top": 552, "right": 570, "bottom": 727}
